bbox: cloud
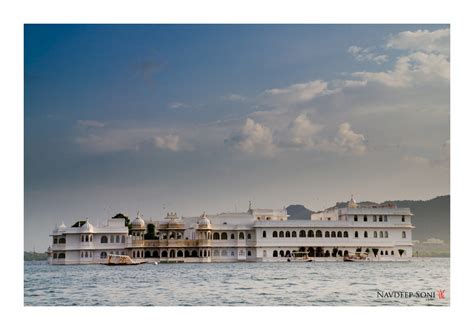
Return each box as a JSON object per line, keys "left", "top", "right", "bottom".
{"left": 154, "top": 134, "right": 190, "bottom": 152}
{"left": 222, "top": 94, "right": 246, "bottom": 102}
{"left": 352, "top": 51, "right": 449, "bottom": 87}
{"left": 228, "top": 118, "right": 275, "bottom": 156}
{"left": 77, "top": 120, "right": 105, "bottom": 128}
{"left": 334, "top": 122, "right": 367, "bottom": 155}
{"left": 402, "top": 140, "right": 450, "bottom": 169}
{"left": 348, "top": 46, "right": 388, "bottom": 64}
{"left": 168, "top": 102, "right": 187, "bottom": 109}
{"left": 287, "top": 113, "right": 323, "bottom": 148}
{"left": 387, "top": 28, "right": 450, "bottom": 56}
{"left": 262, "top": 80, "right": 330, "bottom": 105}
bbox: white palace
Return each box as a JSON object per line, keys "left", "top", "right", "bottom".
{"left": 48, "top": 196, "right": 414, "bottom": 264}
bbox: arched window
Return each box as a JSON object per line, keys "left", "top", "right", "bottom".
{"left": 116, "top": 235, "right": 120, "bottom": 243}
{"left": 402, "top": 231, "right": 406, "bottom": 239}
{"left": 273, "top": 250, "right": 278, "bottom": 257}
{"left": 239, "top": 232, "right": 245, "bottom": 240}
{"left": 354, "top": 215, "right": 358, "bottom": 222}
{"left": 262, "top": 231, "right": 266, "bottom": 238}
{"left": 58, "top": 253, "right": 65, "bottom": 259}
{"left": 247, "top": 233, "right": 251, "bottom": 240}
{"left": 343, "top": 231, "right": 348, "bottom": 238}
{"left": 161, "top": 250, "right": 168, "bottom": 258}
{"left": 145, "top": 251, "right": 151, "bottom": 258}
{"left": 177, "top": 250, "right": 184, "bottom": 258}
{"left": 213, "top": 232, "right": 220, "bottom": 240}
{"left": 316, "top": 230, "right": 322, "bottom": 237}
{"left": 231, "top": 233, "right": 235, "bottom": 239}
{"left": 279, "top": 231, "right": 284, "bottom": 238}
{"left": 191, "top": 250, "right": 198, "bottom": 257}
{"left": 100, "top": 251, "right": 107, "bottom": 259}
{"left": 292, "top": 231, "right": 297, "bottom": 237}
{"left": 153, "top": 251, "right": 159, "bottom": 258}
{"left": 220, "top": 232, "right": 227, "bottom": 240}
{"left": 273, "top": 231, "right": 278, "bottom": 238}
{"left": 81, "top": 251, "right": 84, "bottom": 258}
{"left": 331, "top": 231, "right": 336, "bottom": 238}
{"left": 374, "top": 231, "right": 378, "bottom": 238}
{"left": 213, "top": 249, "right": 220, "bottom": 256}
{"left": 337, "top": 231, "right": 342, "bottom": 238}
{"left": 299, "top": 230, "right": 306, "bottom": 238}
{"left": 85, "top": 251, "right": 88, "bottom": 258}
{"left": 364, "top": 215, "right": 367, "bottom": 222}
{"left": 101, "top": 236, "right": 108, "bottom": 244}
{"left": 325, "top": 231, "right": 330, "bottom": 238}
{"left": 308, "top": 230, "right": 314, "bottom": 237}
{"left": 378, "top": 216, "right": 383, "bottom": 222}
{"left": 285, "top": 231, "right": 291, "bottom": 237}
{"left": 402, "top": 215, "right": 405, "bottom": 222}
{"left": 385, "top": 231, "right": 388, "bottom": 238}
{"left": 364, "top": 231, "right": 368, "bottom": 238}
{"left": 247, "top": 250, "right": 251, "bottom": 256}
{"left": 279, "top": 250, "right": 284, "bottom": 257}
{"left": 380, "top": 231, "right": 384, "bottom": 238}
{"left": 391, "top": 250, "right": 394, "bottom": 255}
{"left": 354, "top": 231, "right": 359, "bottom": 238}
{"left": 58, "top": 237, "right": 66, "bottom": 244}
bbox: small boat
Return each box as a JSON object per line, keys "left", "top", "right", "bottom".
{"left": 343, "top": 252, "right": 370, "bottom": 262}
{"left": 287, "top": 251, "right": 313, "bottom": 262}
{"left": 104, "top": 254, "right": 144, "bottom": 266}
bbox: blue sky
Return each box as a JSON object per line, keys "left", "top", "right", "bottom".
{"left": 25, "top": 24, "right": 450, "bottom": 251}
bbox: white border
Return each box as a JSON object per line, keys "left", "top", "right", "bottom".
{"left": 1, "top": 0, "right": 473, "bottom": 329}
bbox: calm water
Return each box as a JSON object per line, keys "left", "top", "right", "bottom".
{"left": 24, "top": 258, "right": 449, "bottom": 306}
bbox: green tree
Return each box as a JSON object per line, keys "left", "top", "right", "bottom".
{"left": 144, "top": 223, "right": 157, "bottom": 240}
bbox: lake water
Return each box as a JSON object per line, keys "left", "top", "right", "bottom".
{"left": 24, "top": 258, "right": 449, "bottom": 306}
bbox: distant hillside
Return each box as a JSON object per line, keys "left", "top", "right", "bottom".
{"left": 287, "top": 195, "right": 450, "bottom": 242}
{"left": 24, "top": 251, "right": 48, "bottom": 261}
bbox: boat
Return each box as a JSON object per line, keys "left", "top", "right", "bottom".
{"left": 104, "top": 254, "right": 145, "bottom": 266}
{"left": 343, "top": 252, "right": 370, "bottom": 262}
{"left": 287, "top": 251, "right": 313, "bottom": 262}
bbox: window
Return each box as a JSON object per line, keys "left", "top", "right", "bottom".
{"left": 292, "top": 231, "right": 297, "bottom": 237}
{"left": 380, "top": 231, "right": 384, "bottom": 238}
{"left": 273, "top": 250, "right": 278, "bottom": 257}
{"left": 402, "top": 216, "right": 405, "bottom": 222}
{"left": 373, "top": 215, "right": 377, "bottom": 222}
{"left": 111, "top": 236, "right": 115, "bottom": 243}
{"left": 116, "top": 235, "right": 120, "bottom": 242}
{"left": 231, "top": 233, "right": 235, "bottom": 239}
{"left": 263, "top": 250, "right": 267, "bottom": 257}
{"left": 221, "top": 232, "right": 228, "bottom": 240}
{"left": 331, "top": 231, "right": 336, "bottom": 238}
{"left": 325, "top": 231, "right": 330, "bottom": 238}
{"left": 279, "top": 231, "right": 284, "bottom": 238}
{"left": 279, "top": 250, "right": 284, "bottom": 257}
{"left": 213, "top": 232, "right": 220, "bottom": 240}
{"left": 58, "top": 253, "right": 65, "bottom": 259}
{"left": 337, "top": 231, "right": 342, "bottom": 238}
{"left": 239, "top": 232, "right": 245, "bottom": 240}
{"left": 343, "top": 231, "right": 348, "bottom": 238}
{"left": 354, "top": 215, "right": 358, "bottom": 222}
{"left": 101, "top": 236, "right": 108, "bottom": 244}
{"left": 364, "top": 216, "right": 367, "bottom": 222}
{"left": 58, "top": 237, "right": 66, "bottom": 244}
{"left": 247, "top": 233, "right": 251, "bottom": 240}
{"left": 378, "top": 216, "right": 383, "bottom": 222}
{"left": 273, "top": 231, "right": 278, "bottom": 238}
{"left": 364, "top": 231, "right": 368, "bottom": 238}
{"left": 385, "top": 231, "right": 388, "bottom": 238}
{"left": 354, "top": 231, "right": 359, "bottom": 238}
{"left": 121, "top": 236, "right": 125, "bottom": 243}
{"left": 262, "top": 231, "right": 266, "bottom": 238}
{"left": 299, "top": 230, "right": 306, "bottom": 238}
{"left": 402, "top": 231, "right": 406, "bottom": 239}
{"left": 53, "top": 238, "right": 58, "bottom": 244}
{"left": 231, "top": 251, "right": 234, "bottom": 256}
{"left": 374, "top": 231, "right": 378, "bottom": 238}
{"left": 285, "top": 231, "right": 291, "bottom": 237}
{"left": 384, "top": 215, "right": 388, "bottom": 222}
{"left": 308, "top": 230, "right": 314, "bottom": 237}
{"left": 391, "top": 251, "right": 394, "bottom": 255}
{"left": 247, "top": 251, "right": 251, "bottom": 256}
{"left": 316, "top": 230, "right": 322, "bottom": 237}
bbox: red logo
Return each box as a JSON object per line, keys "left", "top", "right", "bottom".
{"left": 437, "top": 289, "right": 446, "bottom": 299}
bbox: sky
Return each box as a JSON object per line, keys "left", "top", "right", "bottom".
{"left": 24, "top": 24, "right": 450, "bottom": 251}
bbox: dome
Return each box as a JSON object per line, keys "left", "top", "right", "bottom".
{"left": 348, "top": 195, "right": 358, "bottom": 208}
{"left": 58, "top": 222, "right": 67, "bottom": 231}
{"left": 81, "top": 220, "right": 94, "bottom": 232}
{"left": 198, "top": 212, "right": 211, "bottom": 226}
{"left": 132, "top": 212, "right": 146, "bottom": 228}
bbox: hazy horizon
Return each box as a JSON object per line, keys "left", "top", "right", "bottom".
{"left": 25, "top": 24, "right": 450, "bottom": 251}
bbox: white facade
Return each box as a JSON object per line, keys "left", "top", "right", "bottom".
{"left": 48, "top": 198, "right": 414, "bottom": 264}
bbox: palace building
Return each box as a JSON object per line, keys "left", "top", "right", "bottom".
{"left": 48, "top": 196, "right": 414, "bottom": 264}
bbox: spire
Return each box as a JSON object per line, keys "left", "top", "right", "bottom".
{"left": 248, "top": 200, "right": 252, "bottom": 212}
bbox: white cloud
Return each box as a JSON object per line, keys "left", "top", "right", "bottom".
{"left": 334, "top": 122, "right": 367, "bottom": 155}
{"left": 154, "top": 134, "right": 189, "bottom": 152}
{"left": 387, "top": 28, "right": 450, "bottom": 56}
{"left": 168, "top": 102, "right": 187, "bottom": 109}
{"left": 262, "top": 80, "right": 330, "bottom": 105}
{"left": 229, "top": 118, "right": 275, "bottom": 156}
{"left": 222, "top": 94, "right": 246, "bottom": 102}
{"left": 77, "top": 120, "right": 105, "bottom": 128}
{"left": 348, "top": 46, "right": 388, "bottom": 64}
{"left": 288, "top": 113, "right": 323, "bottom": 148}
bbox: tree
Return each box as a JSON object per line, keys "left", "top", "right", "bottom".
{"left": 112, "top": 213, "right": 132, "bottom": 233}
{"left": 144, "top": 223, "right": 157, "bottom": 240}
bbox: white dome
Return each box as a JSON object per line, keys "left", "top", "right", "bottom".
{"left": 198, "top": 212, "right": 211, "bottom": 225}
{"left": 58, "top": 222, "right": 67, "bottom": 231}
{"left": 132, "top": 212, "right": 146, "bottom": 228}
{"left": 81, "top": 220, "right": 94, "bottom": 232}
